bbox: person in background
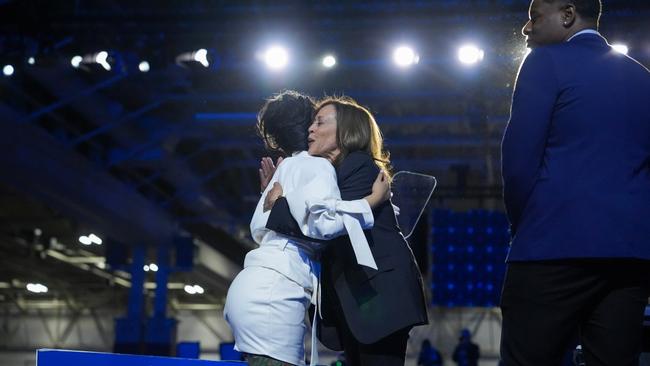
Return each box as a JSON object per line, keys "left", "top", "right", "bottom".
{"left": 418, "top": 339, "right": 443, "bottom": 366}
{"left": 452, "top": 329, "right": 480, "bottom": 366}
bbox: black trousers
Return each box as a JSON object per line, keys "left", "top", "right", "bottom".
{"left": 336, "top": 323, "right": 410, "bottom": 366}
{"left": 328, "top": 292, "right": 411, "bottom": 366}
{"left": 500, "top": 260, "right": 650, "bottom": 366}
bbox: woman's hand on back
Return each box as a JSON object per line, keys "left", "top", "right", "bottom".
{"left": 259, "top": 156, "right": 283, "bottom": 193}
{"left": 364, "top": 171, "right": 390, "bottom": 208}
{"left": 263, "top": 182, "right": 284, "bottom": 212}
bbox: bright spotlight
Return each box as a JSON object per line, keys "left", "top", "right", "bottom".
{"left": 264, "top": 46, "right": 289, "bottom": 70}
{"left": 78, "top": 235, "right": 92, "bottom": 245}
{"left": 322, "top": 55, "right": 336, "bottom": 68}
{"left": 611, "top": 43, "right": 628, "bottom": 55}
{"left": 393, "top": 46, "right": 418, "bottom": 68}
{"left": 26, "top": 283, "right": 48, "bottom": 293}
{"left": 149, "top": 263, "right": 159, "bottom": 272}
{"left": 71, "top": 55, "right": 83, "bottom": 68}
{"left": 193, "top": 285, "right": 204, "bottom": 294}
{"left": 95, "top": 51, "right": 108, "bottom": 63}
{"left": 27, "top": 57, "right": 35, "bottom": 65}
{"left": 3, "top": 64, "right": 14, "bottom": 76}
{"left": 193, "top": 49, "right": 209, "bottom": 67}
{"left": 184, "top": 284, "right": 197, "bottom": 294}
{"left": 95, "top": 51, "right": 111, "bottom": 71}
{"left": 458, "top": 45, "right": 485, "bottom": 65}
{"left": 88, "top": 233, "right": 102, "bottom": 245}
{"left": 138, "top": 61, "right": 150, "bottom": 72}
{"left": 143, "top": 265, "right": 150, "bottom": 272}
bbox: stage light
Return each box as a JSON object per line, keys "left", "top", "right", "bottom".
{"left": 322, "top": 54, "right": 336, "bottom": 68}
{"left": 184, "top": 284, "right": 203, "bottom": 294}
{"left": 149, "top": 263, "right": 159, "bottom": 272}
{"left": 184, "top": 284, "right": 197, "bottom": 294}
{"left": 458, "top": 44, "right": 485, "bottom": 65}
{"left": 26, "top": 283, "right": 48, "bottom": 293}
{"left": 393, "top": 46, "right": 418, "bottom": 67}
{"left": 71, "top": 55, "right": 83, "bottom": 68}
{"left": 78, "top": 235, "right": 92, "bottom": 245}
{"left": 264, "top": 46, "right": 289, "bottom": 70}
{"left": 95, "top": 51, "right": 111, "bottom": 71}
{"left": 138, "top": 61, "right": 150, "bottom": 72}
{"left": 3, "top": 64, "right": 14, "bottom": 76}
{"left": 88, "top": 233, "right": 102, "bottom": 245}
{"left": 193, "top": 49, "right": 209, "bottom": 67}
{"left": 611, "top": 43, "right": 628, "bottom": 55}
{"left": 175, "top": 49, "right": 213, "bottom": 68}
{"left": 144, "top": 265, "right": 150, "bottom": 272}
{"left": 27, "top": 57, "right": 35, "bottom": 65}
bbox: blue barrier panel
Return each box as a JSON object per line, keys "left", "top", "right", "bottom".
{"left": 37, "top": 349, "right": 246, "bottom": 366}
{"left": 177, "top": 342, "right": 201, "bottom": 359}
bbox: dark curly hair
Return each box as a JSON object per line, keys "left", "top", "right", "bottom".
{"left": 257, "top": 90, "right": 316, "bottom": 156}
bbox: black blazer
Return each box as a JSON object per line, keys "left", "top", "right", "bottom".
{"left": 266, "top": 151, "right": 428, "bottom": 347}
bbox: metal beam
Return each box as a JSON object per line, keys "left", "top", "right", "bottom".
{"left": 16, "top": 74, "right": 127, "bottom": 124}
{"left": 1, "top": 104, "right": 176, "bottom": 247}
{"left": 192, "top": 112, "right": 509, "bottom": 126}
{"left": 70, "top": 98, "right": 168, "bottom": 146}
{"left": 147, "top": 136, "right": 500, "bottom": 152}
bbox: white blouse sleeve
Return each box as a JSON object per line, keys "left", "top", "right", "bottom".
{"left": 283, "top": 159, "right": 373, "bottom": 240}
{"left": 283, "top": 158, "right": 378, "bottom": 269}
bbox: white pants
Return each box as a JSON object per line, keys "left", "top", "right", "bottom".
{"left": 224, "top": 266, "right": 311, "bottom": 366}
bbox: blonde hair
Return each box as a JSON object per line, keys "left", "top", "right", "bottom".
{"left": 316, "top": 96, "right": 393, "bottom": 180}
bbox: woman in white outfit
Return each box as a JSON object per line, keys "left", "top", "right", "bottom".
{"left": 224, "top": 91, "right": 389, "bottom": 366}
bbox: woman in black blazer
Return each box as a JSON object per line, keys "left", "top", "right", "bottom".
{"left": 265, "top": 96, "right": 428, "bottom": 366}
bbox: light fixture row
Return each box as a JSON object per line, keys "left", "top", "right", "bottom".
{"left": 2, "top": 43, "right": 631, "bottom": 77}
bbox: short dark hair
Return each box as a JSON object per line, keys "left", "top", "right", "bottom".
{"left": 257, "top": 90, "right": 315, "bottom": 155}
{"left": 544, "top": 0, "right": 602, "bottom": 22}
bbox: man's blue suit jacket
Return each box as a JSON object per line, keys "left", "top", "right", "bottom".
{"left": 502, "top": 33, "right": 650, "bottom": 262}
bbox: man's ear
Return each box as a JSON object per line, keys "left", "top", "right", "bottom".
{"left": 562, "top": 4, "right": 577, "bottom": 27}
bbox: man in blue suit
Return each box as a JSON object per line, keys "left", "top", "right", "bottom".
{"left": 500, "top": 0, "right": 650, "bottom": 365}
